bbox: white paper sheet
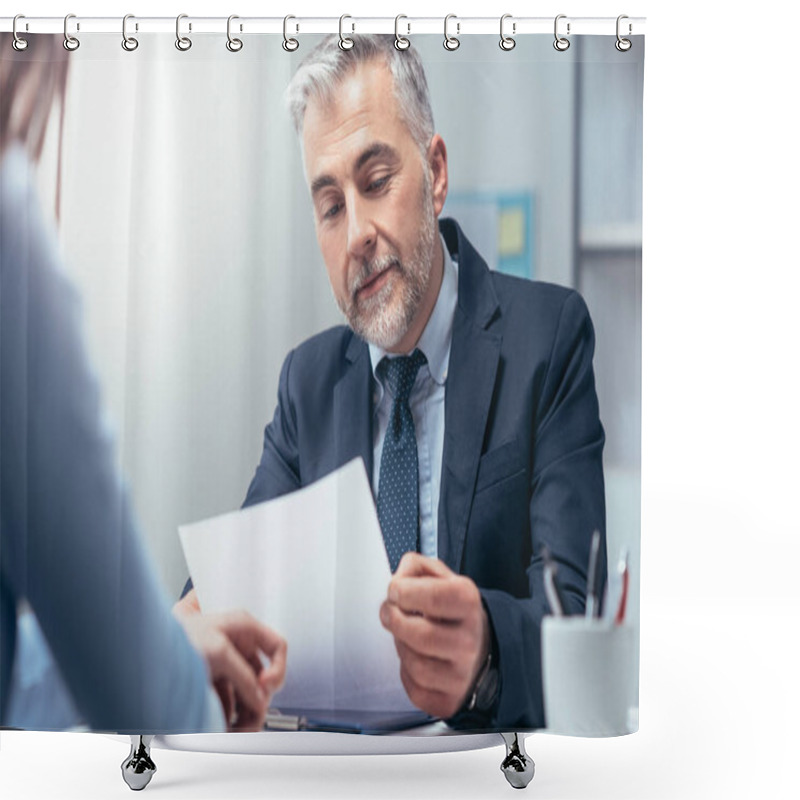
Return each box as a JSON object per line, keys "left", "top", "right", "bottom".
{"left": 178, "top": 458, "right": 416, "bottom": 712}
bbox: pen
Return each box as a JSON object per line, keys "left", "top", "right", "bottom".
{"left": 264, "top": 710, "right": 307, "bottom": 731}
{"left": 614, "top": 549, "right": 629, "bottom": 625}
{"left": 541, "top": 547, "right": 567, "bottom": 617}
{"left": 585, "top": 529, "right": 601, "bottom": 619}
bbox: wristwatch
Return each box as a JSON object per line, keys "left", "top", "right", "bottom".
{"left": 449, "top": 605, "right": 501, "bottom": 727}
{"left": 465, "top": 648, "right": 499, "bottom": 716}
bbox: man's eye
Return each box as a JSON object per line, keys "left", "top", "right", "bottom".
{"left": 323, "top": 203, "right": 341, "bottom": 220}
{"left": 367, "top": 176, "right": 389, "bottom": 192}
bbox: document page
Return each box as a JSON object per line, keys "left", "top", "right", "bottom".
{"left": 179, "top": 458, "right": 415, "bottom": 712}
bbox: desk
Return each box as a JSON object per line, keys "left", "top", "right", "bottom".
{"left": 105, "top": 723, "right": 503, "bottom": 756}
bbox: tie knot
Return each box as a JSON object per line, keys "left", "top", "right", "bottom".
{"left": 379, "top": 349, "right": 427, "bottom": 403}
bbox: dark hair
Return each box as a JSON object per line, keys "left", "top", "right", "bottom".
{"left": 0, "top": 34, "right": 69, "bottom": 162}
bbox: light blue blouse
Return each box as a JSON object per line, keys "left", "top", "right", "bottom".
{"left": 0, "top": 145, "right": 224, "bottom": 733}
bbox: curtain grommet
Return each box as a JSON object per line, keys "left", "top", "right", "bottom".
{"left": 282, "top": 15, "right": 299, "bottom": 52}
{"left": 444, "top": 14, "right": 460, "bottom": 51}
{"left": 394, "top": 15, "right": 410, "bottom": 51}
{"left": 175, "top": 14, "right": 192, "bottom": 51}
{"left": 122, "top": 14, "right": 139, "bottom": 51}
{"left": 12, "top": 15, "right": 29, "bottom": 51}
{"left": 226, "top": 15, "right": 243, "bottom": 52}
{"left": 63, "top": 14, "right": 80, "bottom": 51}
{"left": 499, "top": 14, "right": 516, "bottom": 51}
{"left": 339, "top": 14, "right": 354, "bottom": 51}
{"left": 553, "top": 14, "right": 570, "bottom": 52}
{"left": 615, "top": 15, "right": 632, "bottom": 51}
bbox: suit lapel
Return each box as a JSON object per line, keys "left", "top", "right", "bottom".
{"left": 330, "top": 219, "right": 501, "bottom": 558}
{"left": 437, "top": 219, "right": 502, "bottom": 572}
{"left": 334, "top": 334, "right": 375, "bottom": 496}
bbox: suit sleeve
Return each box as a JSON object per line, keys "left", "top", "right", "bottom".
{"left": 181, "top": 348, "right": 303, "bottom": 598}
{"left": 242, "top": 349, "right": 302, "bottom": 508}
{"left": 481, "top": 290, "right": 607, "bottom": 729}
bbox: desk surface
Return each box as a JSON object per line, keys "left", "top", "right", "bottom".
{"left": 113, "top": 722, "right": 505, "bottom": 756}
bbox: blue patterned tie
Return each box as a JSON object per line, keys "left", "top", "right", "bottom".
{"left": 377, "top": 349, "right": 427, "bottom": 572}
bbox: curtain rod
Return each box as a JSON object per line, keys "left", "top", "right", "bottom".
{"left": 0, "top": 16, "right": 646, "bottom": 37}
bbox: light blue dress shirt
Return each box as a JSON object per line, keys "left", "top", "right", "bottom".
{"left": 368, "top": 235, "right": 458, "bottom": 559}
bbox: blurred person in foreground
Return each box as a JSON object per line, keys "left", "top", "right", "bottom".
{"left": 0, "top": 34, "right": 286, "bottom": 733}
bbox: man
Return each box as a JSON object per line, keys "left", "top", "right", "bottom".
{"left": 178, "top": 34, "right": 606, "bottom": 730}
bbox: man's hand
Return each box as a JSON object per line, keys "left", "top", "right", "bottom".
{"left": 379, "top": 553, "right": 489, "bottom": 720}
{"left": 174, "top": 599, "right": 287, "bottom": 732}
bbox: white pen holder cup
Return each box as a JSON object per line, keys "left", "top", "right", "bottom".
{"left": 542, "top": 616, "right": 638, "bottom": 737}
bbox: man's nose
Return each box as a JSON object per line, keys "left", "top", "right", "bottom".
{"left": 346, "top": 194, "right": 377, "bottom": 262}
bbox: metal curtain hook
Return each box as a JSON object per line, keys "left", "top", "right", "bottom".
{"left": 176, "top": 13, "right": 192, "bottom": 51}
{"left": 122, "top": 14, "right": 139, "bottom": 51}
{"left": 553, "top": 14, "right": 570, "bottom": 52}
{"left": 282, "top": 15, "right": 299, "bottom": 52}
{"left": 499, "top": 14, "right": 516, "bottom": 51}
{"left": 616, "top": 14, "right": 632, "bottom": 51}
{"left": 226, "top": 15, "right": 243, "bottom": 52}
{"left": 63, "top": 14, "right": 80, "bottom": 51}
{"left": 443, "top": 14, "right": 460, "bottom": 51}
{"left": 394, "top": 15, "right": 410, "bottom": 51}
{"left": 339, "top": 14, "right": 354, "bottom": 51}
{"left": 12, "top": 15, "right": 28, "bottom": 51}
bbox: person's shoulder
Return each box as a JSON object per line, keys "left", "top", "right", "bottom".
{"left": 489, "top": 272, "right": 588, "bottom": 327}
{"left": 0, "top": 144, "right": 34, "bottom": 199}
{"left": 481, "top": 274, "right": 595, "bottom": 369}
{"left": 282, "top": 325, "right": 363, "bottom": 387}
{"left": 292, "top": 324, "right": 357, "bottom": 361}
{"left": 1, "top": 145, "right": 41, "bottom": 250}
{"left": 447, "top": 217, "right": 582, "bottom": 318}
{"left": 1, "top": 144, "right": 79, "bottom": 309}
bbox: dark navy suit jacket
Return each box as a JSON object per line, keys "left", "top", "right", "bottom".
{"left": 186, "top": 218, "right": 606, "bottom": 729}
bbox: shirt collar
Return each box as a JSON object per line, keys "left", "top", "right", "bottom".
{"left": 369, "top": 232, "right": 458, "bottom": 387}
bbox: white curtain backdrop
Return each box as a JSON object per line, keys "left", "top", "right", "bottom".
{"left": 52, "top": 35, "right": 340, "bottom": 594}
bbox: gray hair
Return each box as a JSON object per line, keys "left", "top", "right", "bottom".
{"left": 285, "top": 34, "right": 435, "bottom": 156}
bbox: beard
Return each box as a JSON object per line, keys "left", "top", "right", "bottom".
{"left": 337, "top": 182, "right": 437, "bottom": 351}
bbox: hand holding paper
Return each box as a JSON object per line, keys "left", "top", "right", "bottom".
{"left": 179, "top": 459, "right": 416, "bottom": 714}
{"left": 380, "top": 553, "right": 490, "bottom": 719}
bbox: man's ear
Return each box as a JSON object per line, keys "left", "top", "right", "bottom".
{"left": 427, "top": 134, "right": 448, "bottom": 217}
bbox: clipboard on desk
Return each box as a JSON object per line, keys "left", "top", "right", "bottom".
{"left": 264, "top": 708, "right": 436, "bottom": 734}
